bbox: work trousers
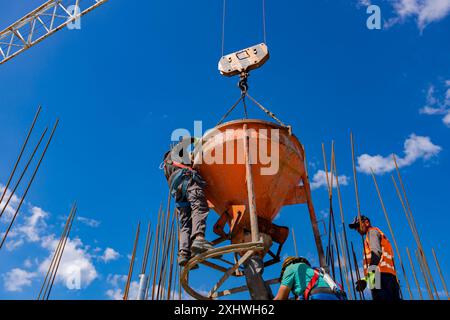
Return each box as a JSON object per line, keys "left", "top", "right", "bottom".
{"left": 371, "top": 273, "right": 402, "bottom": 301}
{"left": 177, "top": 179, "right": 209, "bottom": 255}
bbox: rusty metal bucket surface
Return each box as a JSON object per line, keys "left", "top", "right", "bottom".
{"left": 193, "top": 119, "right": 306, "bottom": 224}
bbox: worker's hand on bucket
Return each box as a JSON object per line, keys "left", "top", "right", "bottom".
{"left": 355, "top": 279, "right": 367, "bottom": 292}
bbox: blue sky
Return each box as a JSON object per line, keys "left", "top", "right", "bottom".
{"left": 0, "top": 0, "right": 449, "bottom": 300}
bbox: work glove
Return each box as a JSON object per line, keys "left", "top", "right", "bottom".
{"left": 355, "top": 279, "right": 367, "bottom": 292}
{"left": 366, "top": 271, "right": 376, "bottom": 289}
{"left": 355, "top": 271, "right": 376, "bottom": 292}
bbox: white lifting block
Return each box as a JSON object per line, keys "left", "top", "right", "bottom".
{"left": 218, "top": 43, "right": 270, "bottom": 77}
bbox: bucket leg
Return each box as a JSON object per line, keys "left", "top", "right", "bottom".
{"left": 243, "top": 124, "right": 260, "bottom": 243}
{"left": 243, "top": 255, "right": 274, "bottom": 300}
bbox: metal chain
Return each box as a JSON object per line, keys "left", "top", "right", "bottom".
{"left": 245, "top": 93, "right": 291, "bottom": 132}
{"left": 216, "top": 95, "right": 245, "bottom": 126}
{"left": 217, "top": 72, "right": 291, "bottom": 132}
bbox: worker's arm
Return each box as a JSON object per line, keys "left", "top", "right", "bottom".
{"left": 274, "top": 264, "right": 295, "bottom": 300}
{"left": 367, "top": 229, "right": 382, "bottom": 266}
{"left": 357, "top": 229, "right": 382, "bottom": 291}
{"left": 273, "top": 285, "right": 291, "bottom": 300}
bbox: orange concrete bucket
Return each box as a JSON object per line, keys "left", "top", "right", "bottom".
{"left": 193, "top": 119, "right": 306, "bottom": 226}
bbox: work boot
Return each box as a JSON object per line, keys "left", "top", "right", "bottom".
{"left": 177, "top": 254, "right": 189, "bottom": 267}
{"left": 191, "top": 238, "right": 222, "bottom": 259}
{"left": 177, "top": 252, "right": 199, "bottom": 270}
{"left": 191, "top": 238, "right": 215, "bottom": 254}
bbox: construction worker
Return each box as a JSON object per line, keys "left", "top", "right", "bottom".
{"left": 349, "top": 215, "right": 401, "bottom": 301}
{"left": 274, "top": 256, "right": 346, "bottom": 300}
{"left": 162, "top": 137, "right": 216, "bottom": 267}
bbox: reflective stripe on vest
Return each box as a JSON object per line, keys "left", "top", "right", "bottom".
{"left": 363, "top": 227, "right": 397, "bottom": 276}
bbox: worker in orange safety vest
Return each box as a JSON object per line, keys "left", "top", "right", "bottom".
{"left": 349, "top": 215, "right": 402, "bottom": 301}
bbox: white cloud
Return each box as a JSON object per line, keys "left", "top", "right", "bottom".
{"left": 17, "top": 206, "right": 48, "bottom": 242}
{"left": 358, "top": 0, "right": 373, "bottom": 6}
{"left": 105, "top": 275, "right": 139, "bottom": 300}
{"left": 357, "top": 134, "right": 442, "bottom": 174}
{"left": 420, "top": 106, "right": 447, "bottom": 115}
{"left": 107, "top": 273, "right": 127, "bottom": 287}
{"left": 0, "top": 181, "right": 110, "bottom": 295}
{"left": 393, "top": 0, "right": 421, "bottom": 17}
{"left": 2, "top": 268, "right": 37, "bottom": 292}
{"left": 386, "top": 0, "right": 450, "bottom": 30}
{"left": 419, "top": 81, "right": 450, "bottom": 127}
{"left": 100, "top": 247, "right": 120, "bottom": 263}
{"left": 310, "top": 170, "right": 350, "bottom": 190}
{"left": 127, "top": 281, "right": 141, "bottom": 299}
{"left": 106, "top": 287, "right": 124, "bottom": 300}
{"left": 320, "top": 209, "right": 330, "bottom": 219}
{"left": 77, "top": 216, "right": 101, "bottom": 228}
{"left": 0, "top": 184, "right": 21, "bottom": 220}
{"left": 39, "top": 236, "right": 98, "bottom": 289}
{"left": 308, "top": 161, "right": 318, "bottom": 170}
{"left": 443, "top": 112, "right": 450, "bottom": 126}
{"left": 3, "top": 205, "right": 49, "bottom": 251}
{"left": 4, "top": 237, "right": 24, "bottom": 251}
{"left": 93, "top": 246, "right": 102, "bottom": 253}
{"left": 104, "top": 274, "right": 179, "bottom": 300}
{"left": 109, "top": 282, "right": 140, "bottom": 300}
{"left": 23, "top": 259, "right": 33, "bottom": 268}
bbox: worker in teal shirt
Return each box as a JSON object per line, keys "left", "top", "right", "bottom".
{"left": 274, "top": 257, "right": 345, "bottom": 300}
